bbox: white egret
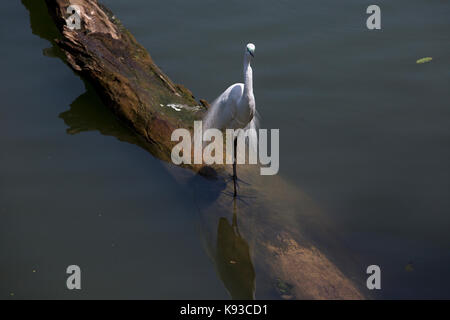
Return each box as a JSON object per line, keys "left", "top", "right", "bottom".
{"left": 203, "top": 43, "right": 258, "bottom": 197}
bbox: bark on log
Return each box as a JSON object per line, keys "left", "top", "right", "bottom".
{"left": 29, "top": 0, "right": 367, "bottom": 299}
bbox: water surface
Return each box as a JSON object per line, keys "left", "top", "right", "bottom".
{"left": 1, "top": 0, "right": 450, "bottom": 299}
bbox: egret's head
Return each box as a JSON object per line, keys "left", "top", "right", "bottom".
{"left": 246, "top": 43, "right": 255, "bottom": 58}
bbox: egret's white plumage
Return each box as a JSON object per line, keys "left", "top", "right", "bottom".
{"left": 203, "top": 43, "right": 258, "bottom": 197}
{"left": 203, "top": 43, "right": 258, "bottom": 135}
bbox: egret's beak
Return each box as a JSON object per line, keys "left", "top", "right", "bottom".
{"left": 247, "top": 49, "right": 254, "bottom": 57}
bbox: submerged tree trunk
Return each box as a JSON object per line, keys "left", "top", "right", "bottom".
{"left": 36, "top": 0, "right": 366, "bottom": 299}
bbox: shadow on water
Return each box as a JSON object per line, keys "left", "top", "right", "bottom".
{"left": 23, "top": 0, "right": 368, "bottom": 299}
{"left": 23, "top": 0, "right": 135, "bottom": 140}
{"left": 60, "top": 81, "right": 142, "bottom": 144}
{"left": 22, "top": 0, "right": 65, "bottom": 60}
{"left": 22, "top": 0, "right": 166, "bottom": 158}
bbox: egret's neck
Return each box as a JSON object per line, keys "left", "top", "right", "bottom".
{"left": 243, "top": 55, "right": 253, "bottom": 99}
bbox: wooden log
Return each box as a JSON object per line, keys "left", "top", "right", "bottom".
{"left": 29, "top": 0, "right": 366, "bottom": 299}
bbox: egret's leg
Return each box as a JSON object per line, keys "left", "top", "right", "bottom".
{"left": 233, "top": 137, "right": 237, "bottom": 197}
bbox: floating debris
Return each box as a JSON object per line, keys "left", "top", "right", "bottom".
{"left": 416, "top": 57, "right": 432, "bottom": 64}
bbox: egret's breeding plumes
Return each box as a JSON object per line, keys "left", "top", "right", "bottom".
{"left": 203, "top": 43, "right": 258, "bottom": 197}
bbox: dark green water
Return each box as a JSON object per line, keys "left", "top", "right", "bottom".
{"left": 1, "top": 0, "right": 450, "bottom": 299}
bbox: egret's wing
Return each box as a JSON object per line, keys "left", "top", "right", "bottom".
{"left": 203, "top": 92, "right": 233, "bottom": 132}
{"left": 204, "top": 83, "right": 245, "bottom": 132}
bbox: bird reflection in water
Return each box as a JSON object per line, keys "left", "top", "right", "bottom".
{"left": 215, "top": 199, "right": 255, "bottom": 300}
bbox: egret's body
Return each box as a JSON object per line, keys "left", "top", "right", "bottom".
{"left": 205, "top": 83, "right": 252, "bottom": 130}
{"left": 204, "top": 43, "right": 257, "bottom": 197}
